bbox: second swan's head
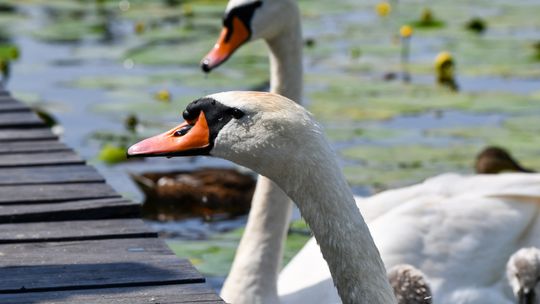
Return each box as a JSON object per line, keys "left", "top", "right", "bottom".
{"left": 128, "top": 91, "right": 322, "bottom": 180}
{"left": 201, "top": 0, "right": 300, "bottom": 72}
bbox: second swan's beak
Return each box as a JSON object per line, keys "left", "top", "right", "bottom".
{"left": 518, "top": 288, "right": 535, "bottom": 304}
{"left": 127, "top": 111, "right": 210, "bottom": 157}
{"left": 201, "top": 16, "right": 250, "bottom": 73}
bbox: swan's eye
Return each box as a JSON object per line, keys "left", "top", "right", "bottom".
{"left": 174, "top": 125, "right": 192, "bottom": 137}
{"left": 230, "top": 108, "right": 245, "bottom": 119}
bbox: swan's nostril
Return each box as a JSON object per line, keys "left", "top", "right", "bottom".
{"left": 174, "top": 125, "right": 192, "bottom": 137}
{"left": 201, "top": 59, "right": 212, "bottom": 73}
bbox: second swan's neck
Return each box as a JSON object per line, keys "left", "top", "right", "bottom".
{"left": 267, "top": 15, "right": 303, "bottom": 103}
{"left": 220, "top": 10, "right": 304, "bottom": 304}
{"left": 271, "top": 138, "right": 395, "bottom": 303}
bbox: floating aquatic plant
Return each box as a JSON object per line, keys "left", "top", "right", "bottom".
{"left": 98, "top": 144, "right": 128, "bottom": 165}
{"left": 154, "top": 89, "right": 171, "bottom": 102}
{"left": 350, "top": 47, "right": 362, "bottom": 60}
{"left": 124, "top": 114, "right": 139, "bottom": 133}
{"left": 134, "top": 21, "right": 145, "bottom": 35}
{"left": 304, "top": 38, "right": 316, "bottom": 48}
{"left": 411, "top": 8, "right": 444, "bottom": 28}
{"left": 0, "top": 43, "right": 19, "bottom": 84}
{"left": 182, "top": 4, "right": 194, "bottom": 18}
{"left": 465, "top": 17, "right": 487, "bottom": 34}
{"left": 533, "top": 41, "right": 540, "bottom": 61}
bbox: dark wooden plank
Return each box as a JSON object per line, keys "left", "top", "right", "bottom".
{"left": 0, "top": 238, "right": 204, "bottom": 293}
{"left": 0, "top": 219, "right": 156, "bottom": 243}
{"left": 0, "top": 183, "right": 120, "bottom": 204}
{"left": 0, "top": 165, "right": 104, "bottom": 185}
{"left": 0, "top": 111, "right": 44, "bottom": 128}
{"left": 0, "top": 283, "right": 224, "bottom": 304}
{"left": 0, "top": 128, "right": 56, "bottom": 142}
{"left": 0, "top": 151, "right": 84, "bottom": 167}
{"left": 0, "top": 140, "right": 70, "bottom": 153}
{"left": 0, "top": 198, "right": 140, "bottom": 223}
{"left": 0, "top": 97, "right": 30, "bottom": 112}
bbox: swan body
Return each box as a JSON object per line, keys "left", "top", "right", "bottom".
{"left": 279, "top": 172, "right": 540, "bottom": 304}
{"left": 128, "top": 91, "right": 396, "bottom": 303}
{"left": 201, "top": 0, "right": 303, "bottom": 302}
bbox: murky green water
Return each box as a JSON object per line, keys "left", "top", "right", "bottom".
{"left": 2, "top": 0, "right": 540, "bottom": 291}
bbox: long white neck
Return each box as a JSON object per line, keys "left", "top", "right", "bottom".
{"left": 267, "top": 15, "right": 303, "bottom": 102}
{"left": 268, "top": 137, "right": 395, "bottom": 303}
{"left": 220, "top": 9, "right": 303, "bottom": 304}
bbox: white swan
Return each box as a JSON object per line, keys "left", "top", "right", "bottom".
{"left": 279, "top": 172, "right": 540, "bottom": 303}
{"left": 200, "top": 0, "right": 303, "bottom": 302}
{"left": 128, "top": 91, "right": 397, "bottom": 303}
{"left": 507, "top": 247, "right": 540, "bottom": 304}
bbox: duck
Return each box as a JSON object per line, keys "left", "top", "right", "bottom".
{"left": 200, "top": 0, "right": 303, "bottom": 302}
{"left": 128, "top": 91, "right": 397, "bottom": 303}
{"left": 388, "top": 264, "right": 433, "bottom": 304}
{"left": 131, "top": 168, "right": 256, "bottom": 221}
{"left": 506, "top": 247, "right": 540, "bottom": 304}
{"left": 475, "top": 146, "right": 534, "bottom": 174}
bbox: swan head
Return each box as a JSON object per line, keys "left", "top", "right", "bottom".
{"left": 128, "top": 91, "right": 320, "bottom": 181}
{"left": 201, "top": 0, "right": 299, "bottom": 72}
{"left": 507, "top": 247, "right": 540, "bottom": 304}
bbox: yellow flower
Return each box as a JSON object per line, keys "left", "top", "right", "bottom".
{"left": 375, "top": 2, "right": 391, "bottom": 17}
{"left": 400, "top": 25, "right": 413, "bottom": 38}
{"left": 155, "top": 89, "right": 171, "bottom": 102}
{"left": 182, "top": 4, "right": 194, "bottom": 17}
{"left": 434, "top": 51, "right": 457, "bottom": 90}
{"left": 434, "top": 51, "right": 453, "bottom": 69}
{"left": 134, "top": 21, "right": 145, "bottom": 35}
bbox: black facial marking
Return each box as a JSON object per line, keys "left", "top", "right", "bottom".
{"left": 222, "top": 1, "right": 262, "bottom": 42}
{"left": 231, "top": 108, "right": 245, "bottom": 119}
{"left": 183, "top": 97, "right": 245, "bottom": 149}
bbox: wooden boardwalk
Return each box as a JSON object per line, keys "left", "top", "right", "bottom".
{"left": 0, "top": 92, "right": 225, "bottom": 303}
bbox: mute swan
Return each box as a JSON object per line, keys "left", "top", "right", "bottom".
{"left": 507, "top": 247, "right": 540, "bottom": 304}
{"left": 128, "top": 91, "right": 396, "bottom": 303}
{"left": 388, "top": 264, "right": 433, "bottom": 304}
{"left": 200, "top": 0, "right": 303, "bottom": 302}
{"left": 280, "top": 171, "right": 540, "bottom": 303}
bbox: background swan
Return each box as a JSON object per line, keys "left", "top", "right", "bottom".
{"left": 128, "top": 91, "right": 397, "bottom": 303}
{"left": 281, "top": 172, "right": 540, "bottom": 303}
{"left": 200, "top": 0, "right": 303, "bottom": 302}
{"left": 507, "top": 247, "right": 540, "bottom": 304}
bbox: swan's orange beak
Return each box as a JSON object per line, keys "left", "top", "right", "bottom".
{"left": 201, "top": 16, "right": 250, "bottom": 72}
{"left": 127, "top": 112, "right": 210, "bottom": 157}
